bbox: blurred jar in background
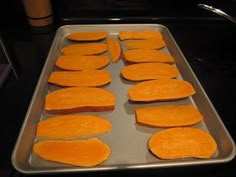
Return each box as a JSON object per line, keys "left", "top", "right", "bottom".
{"left": 23, "top": 0, "right": 53, "bottom": 27}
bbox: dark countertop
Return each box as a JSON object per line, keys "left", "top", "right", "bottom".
{"left": 0, "top": 7, "right": 236, "bottom": 176}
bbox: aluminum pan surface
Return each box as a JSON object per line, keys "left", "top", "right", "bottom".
{"left": 12, "top": 24, "right": 235, "bottom": 174}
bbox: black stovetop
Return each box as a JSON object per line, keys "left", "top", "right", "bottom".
{"left": 0, "top": 3, "right": 236, "bottom": 176}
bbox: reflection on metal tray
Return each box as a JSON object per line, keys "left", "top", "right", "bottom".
{"left": 11, "top": 24, "right": 235, "bottom": 174}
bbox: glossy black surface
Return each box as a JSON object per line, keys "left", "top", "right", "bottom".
{"left": 0, "top": 1, "right": 236, "bottom": 176}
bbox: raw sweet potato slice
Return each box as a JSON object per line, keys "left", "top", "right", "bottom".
{"left": 128, "top": 79, "right": 196, "bottom": 102}
{"left": 149, "top": 127, "right": 217, "bottom": 159}
{"left": 45, "top": 87, "right": 115, "bottom": 114}
{"left": 119, "top": 30, "right": 163, "bottom": 40}
{"left": 124, "top": 39, "right": 166, "bottom": 49}
{"left": 67, "top": 31, "right": 108, "bottom": 41}
{"left": 48, "top": 70, "right": 111, "bottom": 87}
{"left": 136, "top": 105, "right": 203, "bottom": 127}
{"left": 107, "top": 37, "right": 121, "bottom": 62}
{"left": 124, "top": 49, "right": 174, "bottom": 63}
{"left": 33, "top": 138, "right": 110, "bottom": 167}
{"left": 56, "top": 55, "right": 110, "bottom": 71}
{"left": 36, "top": 115, "right": 111, "bottom": 139}
{"left": 121, "top": 63, "right": 179, "bottom": 81}
{"left": 61, "top": 43, "right": 107, "bottom": 55}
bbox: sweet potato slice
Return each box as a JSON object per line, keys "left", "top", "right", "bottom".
{"left": 136, "top": 105, "right": 203, "bottom": 127}
{"left": 128, "top": 79, "right": 196, "bottom": 102}
{"left": 45, "top": 87, "right": 115, "bottom": 114}
{"left": 107, "top": 37, "right": 121, "bottom": 62}
{"left": 36, "top": 115, "right": 111, "bottom": 139}
{"left": 48, "top": 70, "right": 111, "bottom": 87}
{"left": 124, "top": 39, "right": 166, "bottom": 49}
{"left": 56, "top": 55, "right": 110, "bottom": 71}
{"left": 33, "top": 138, "right": 110, "bottom": 167}
{"left": 124, "top": 49, "right": 174, "bottom": 63}
{"left": 67, "top": 31, "right": 108, "bottom": 41}
{"left": 121, "top": 63, "right": 179, "bottom": 81}
{"left": 61, "top": 43, "right": 107, "bottom": 55}
{"left": 149, "top": 127, "right": 217, "bottom": 159}
{"left": 119, "top": 30, "right": 163, "bottom": 40}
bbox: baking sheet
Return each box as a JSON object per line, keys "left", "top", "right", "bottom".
{"left": 12, "top": 24, "right": 235, "bottom": 174}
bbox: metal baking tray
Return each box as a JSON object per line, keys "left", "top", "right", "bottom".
{"left": 12, "top": 24, "right": 235, "bottom": 174}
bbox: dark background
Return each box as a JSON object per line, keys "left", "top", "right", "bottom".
{"left": 0, "top": 0, "right": 236, "bottom": 177}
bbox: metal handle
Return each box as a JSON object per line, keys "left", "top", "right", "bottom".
{"left": 198, "top": 4, "right": 236, "bottom": 24}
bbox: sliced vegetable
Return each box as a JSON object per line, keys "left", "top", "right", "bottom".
{"left": 67, "top": 31, "right": 108, "bottom": 41}
{"left": 48, "top": 70, "right": 111, "bottom": 87}
{"left": 45, "top": 87, "right": 115, "bottom": 114}
{"left": 33, "top": 138, "right": 110, "bottom": 167}
{"left": 119, "top": 30, "right": 163, "bottom": 40}
{"left": 61, "top": 43, "right": 107, "bottom": 55}
{"left": 121, "top": 63, "right": 179, "bottom": 81}
{"left": 124, "top": 49, "right": 174, "bottom": 63}
{"left": 107, "top": 37, "right": 121, "bottom": 62}
{"left": 56, "top": 55, "right": 110, "bottom": 71}
{"left": 136, "top": 105, "right": 203, "bottom": 127}
{"left": 128, "top": 79, "right": 196, "bottom": 102}
{"left": 124, "top": 39, "right": 165, "bottom": 49}
{"left": 149, "top": 127, "right": 217, "bottom": 159}
{"left": 36, "top": 115, "right": 111, "bottom": 139}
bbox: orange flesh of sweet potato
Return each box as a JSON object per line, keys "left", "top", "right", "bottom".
{"left": 61, "top": 43, "right": 107, "bottom": 55}
{"left": 107, "top": 37, "right": 121, "bottom": 62}
{"left": 56, "top": 55, "right": 110, "bottom": 71}
{"left": 124, "top": 49, "right": 174, "bottom": 63}
{"left": 48, "top": 70, "right": 111, "bottom": 87}
{"left": 67, "top": 31, "right": 108, "bottom": 41}
{"left": 45, "top": 87, "right": 115, "bottom": 114}
{"left": 121, "top": 63, "right": 179, "bottom": 81}
{"left": 149, "top": 127, "right": 217, "bottom": 159}
{"left": 33, "top": 138, "right": 110, "bottom": 167}
{"left": 36, "top": 115, "right": 111, "bottom": 139}
{"left": 119, "top": 30, "right": 163, "bottom": 40}
{"left": 136, "top": 105, "right": 203, "bottom": 127}
{"left": 128, "top": 79, "right": 196, "bottom": 102}
{"left": 124, "top": 39, "right": 166, "bottom": 49}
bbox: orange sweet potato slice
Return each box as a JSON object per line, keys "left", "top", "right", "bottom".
{"left": 136, "top": 105, "right": 203, "bottom": 127}
{"left": 61, "top": 43, "right": 107, "bottom": 55}
{"left": 33, "top": 138, "right": 110, "bottom": 167}
{"left": 67, "top": 31, "right": 108, "bottom": 41}
{"left": 36, "top": 115, "right": 111, "bottom": 139}
{"left": 149, "top": 127, "right": 217, "bottom": 159}
{"left": 48, "top": 70, "right": 111, "bottom": 87}
{"left": 56, "top": 55, "right": 110, "bottom": 71}
{"left": 107, "top": 37, "right": 121, "bottom": 62}
{"left": 119, "top": 30, "right": 163, "bottom": 40}
{"left": 121, "top": 63, "right": 179, "bottom": 81}
{"left": 45, "top": 87, "right": 115, "bottom": 114}
{"left": 128, "top": 79, "right": 196, "bottom": 102}
{"left": 124, "top": 39, "right": 166, "bottom": 49}
{"left": 124, "top": 49, "right": 174, "bottom": 63}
